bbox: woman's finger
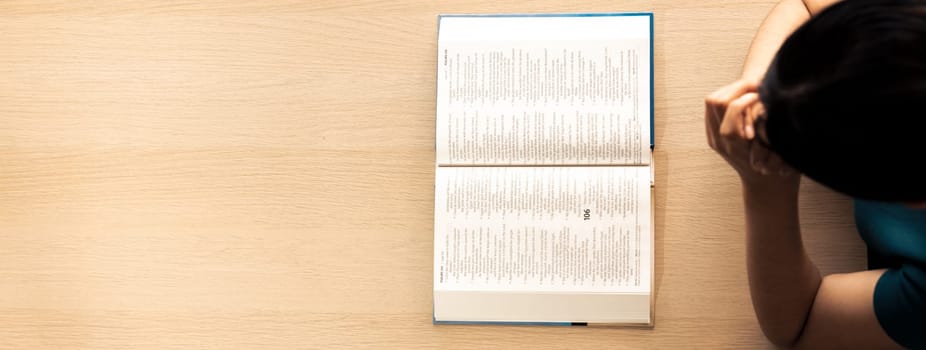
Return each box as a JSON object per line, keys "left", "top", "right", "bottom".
{"left": 706, "top": 80, "right": 758, "bottom": 107}
{"left": 720, "top": 92, "right": 760, "bottom": 139}
{"left": 744, "top": 98, "right": 766, "bottom": 140}
{"left": 706, "top": 81, "right": 757, "bottom": 128}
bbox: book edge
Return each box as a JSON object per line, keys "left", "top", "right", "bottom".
{"left": 438, "top": 12, "right": 654, "bottom": 18}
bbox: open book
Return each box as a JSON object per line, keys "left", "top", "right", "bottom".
{"left": 433, "top": 13, "right": 654, "bottom": 326}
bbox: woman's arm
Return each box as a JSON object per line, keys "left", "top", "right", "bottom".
{"left": 742, "top": 179, "right": 900, "bottom": 349}
{"left": 708, "top": 1, "right": 903, "bottom": 348}
{"left": 740, "top": 0, "right": 839, "bottom": 83}
{"left": 706, "top": 90, "right": 903, "bottom": 350}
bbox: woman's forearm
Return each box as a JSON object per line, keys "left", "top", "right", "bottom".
{"left": 740, "top": 0, "right": 813, "bottom": 83}
{"left": 737, "top": 1, "right": 839, "bottom": 344}
{"left": 742, "top": 179, "right": 821, "bottom": 346}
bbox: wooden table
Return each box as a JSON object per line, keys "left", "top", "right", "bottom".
{"left": 0, "top": 1, "right": 867, "bottom": 348}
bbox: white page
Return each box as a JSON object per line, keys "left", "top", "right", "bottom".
{"left": 436, "top": 16, "right": 651, "bottom": 166}
{"left": 433, "top": 166, "right": 652, "bottom": 293}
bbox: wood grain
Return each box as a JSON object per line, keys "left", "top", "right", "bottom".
{"left": 0, "top": 1, "right": 866, "bottom": 348}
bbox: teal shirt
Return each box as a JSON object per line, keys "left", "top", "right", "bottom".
{"left": 854, "top": 199, "right": 926, "bottom": 349}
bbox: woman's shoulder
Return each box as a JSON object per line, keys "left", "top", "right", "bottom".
{"left": 854, "top": 198, "right": 926, "bottom": 262}
{"left": 854, "top": 199, "right": 926, "bottom": 349}
{"left": 855, "top": 199, "right": 926, "bottom": 222}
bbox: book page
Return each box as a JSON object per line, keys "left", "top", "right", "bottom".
{"left": 433, "top": 166, "right": 652, "bottom": 293}
{"left": 435, "top": 16, "right": 651, "bottom": 166}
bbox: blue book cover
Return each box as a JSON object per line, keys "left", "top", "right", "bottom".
{"left": 433, "top": 12, "right": 655, "bottom": 327}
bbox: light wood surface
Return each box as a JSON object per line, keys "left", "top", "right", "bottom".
{"left": 0, "top": 1, "right": 867, "bottom": 348}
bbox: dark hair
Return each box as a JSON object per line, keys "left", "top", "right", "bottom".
{"left": 760, "top": 0, "right": 926, "bottom": 202}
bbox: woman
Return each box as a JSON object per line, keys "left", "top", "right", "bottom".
{"left": 705, "top": 0, "right": 926, "bottom": 348}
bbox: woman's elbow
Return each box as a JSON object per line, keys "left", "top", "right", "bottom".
{"left": 756, "top": 317, "right": 804, "bottom": 348}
